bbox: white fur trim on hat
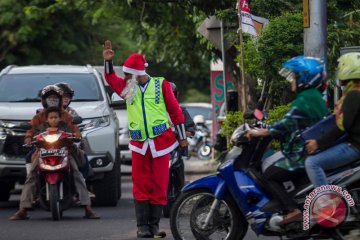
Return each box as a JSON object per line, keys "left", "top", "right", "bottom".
{"left": 122, "top": 66, "right": 146, "bottom": 76}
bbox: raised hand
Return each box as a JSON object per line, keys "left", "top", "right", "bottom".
{"left": 103, "top": 40, "right": 115, "bottom": 61}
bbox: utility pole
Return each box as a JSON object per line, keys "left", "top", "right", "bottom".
{"left": 304, "top": 0, "right": 327, "bottom": 62}
{"left": 220, "top": 20, "right": 227, "bottom": 115}
{"left": 237, "top": 1, "right": 247, "bottom": 112}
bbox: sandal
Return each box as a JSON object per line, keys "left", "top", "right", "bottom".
{"left": 9, "top": 209, "right": 29, "bottom": 221}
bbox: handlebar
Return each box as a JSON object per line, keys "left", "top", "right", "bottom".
{"left": 249, "top": 121, "right": 270, "bottom": 130}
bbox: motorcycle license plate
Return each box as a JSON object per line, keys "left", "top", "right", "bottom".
{"left": 40, "top": 149, "right": 65, "bottom": 157}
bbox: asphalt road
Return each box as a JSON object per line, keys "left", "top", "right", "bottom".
{"left": 0, "top": 173, "right": 275, "bottom": 240}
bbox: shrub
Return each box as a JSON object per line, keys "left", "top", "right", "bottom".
{"left": 220, "top": 104, "right": 291, "bottom": 150}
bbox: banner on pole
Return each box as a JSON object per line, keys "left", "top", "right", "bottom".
{"left": 239, "top": 0, "right": 257, "bottom": 36}
{"left": 211, "top": 69, "right": 234, "bottom": 142}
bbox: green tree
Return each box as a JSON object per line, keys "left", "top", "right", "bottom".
{"left": 240, "top": 12, "right": 303, "bottom": 107}
{"left": 0, "top": 0, "right": 108, "bottom": 67}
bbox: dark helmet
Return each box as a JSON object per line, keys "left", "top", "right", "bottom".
{"left": 279, "top": 56, "right": 325, "bottom": 90}
{"left": 170, "top": 82, "right": 179, "bottom": 99}
{"left": 55, "top": 82, "right": 74, "bottom": 98}
{"left": 41, "top": 85, "right": 63, "bottom": 108}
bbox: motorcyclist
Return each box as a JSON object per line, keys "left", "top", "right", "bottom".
{"left": 54, "top": 82, "right": 79, "bottom": 117}
{"left": 54, "top": 82, "right": 91, "bottom": 181}
{"left": 9, "top": 85, "right": 99, "bottom": 220}
{"left": 305, "top": 52, "right": 360, "bottom": 188}
{"left": 246, "top": 56, "right": 329, "bottom": 225}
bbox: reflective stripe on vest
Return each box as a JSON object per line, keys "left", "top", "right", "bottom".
{"left": 127, "top": 77, "right": 170, "bottom": 141}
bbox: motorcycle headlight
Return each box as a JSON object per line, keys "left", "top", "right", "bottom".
{"left": 43, "top": 133, "right": 61, "bottom": 143}
{"left": 82, "top": 116, "right": 110, "bottom": 131}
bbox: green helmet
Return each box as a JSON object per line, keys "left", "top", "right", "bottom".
{"left": 337, "top": 52, "right": 360, "bottom": 81}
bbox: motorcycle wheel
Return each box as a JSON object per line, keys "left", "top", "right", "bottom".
{"left": 49, "top": 184, "right": 61, "bottom": 221}
{"left": 197, "top": 144, "right": 211, "bottom": 160}
{"left": 332, "top": 188, "right": 360, "bottom": 240}
{"left": 170, "top": 189, "right": 248, "bottom": 240}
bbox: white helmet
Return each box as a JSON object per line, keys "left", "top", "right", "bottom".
{"left": 193, "top": 114, "right": 205, "bottom": 125}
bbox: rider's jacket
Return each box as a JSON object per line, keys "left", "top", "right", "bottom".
{"left": 318, "top": 90, "right": 360, "bottom": 152}
{"left": 266, "top": 88, "right": 329, "bottom": 170}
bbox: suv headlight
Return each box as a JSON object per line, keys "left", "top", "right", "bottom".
{"left": 0, "top": 121, "right": 6, "bottom": 140}
{"left": 82, "top": 116, "right": 110, "bottom": 131}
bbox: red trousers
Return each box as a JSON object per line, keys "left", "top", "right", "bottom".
{"left": 132, "top": 148, "right": 170, "bottom": 205}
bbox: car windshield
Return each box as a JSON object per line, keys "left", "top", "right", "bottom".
{"left": 185, "top": 106, "right": 212, "bottom": 121}
{"left": 0, "top": 73, "right": 103, "bottom": 102}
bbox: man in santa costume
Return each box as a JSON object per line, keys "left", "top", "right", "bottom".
{"left": 102, "top": 40, "right": 187, "bottom": 238}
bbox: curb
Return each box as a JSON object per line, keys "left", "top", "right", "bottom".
{"left": 184, "top": 159, "right": 218, "bottom": 174}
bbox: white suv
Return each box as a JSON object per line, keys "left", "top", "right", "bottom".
{"left": 0, "top": 65, "right": 121, "bottom": 206}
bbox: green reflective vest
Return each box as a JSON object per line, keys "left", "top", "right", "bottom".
{"left": 127, "top": 77, "right": 170, "bottom": 141}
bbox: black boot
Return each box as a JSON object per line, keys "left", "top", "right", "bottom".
{"left": 149, "top": 204, "right": 166, "bottom": 238}
{"left": 134, "top": 200, "right": 153, "bottom": 238}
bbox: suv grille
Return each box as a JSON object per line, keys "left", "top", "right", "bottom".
{"left": 1, "top": 120, "right": 31, "bottom": 156}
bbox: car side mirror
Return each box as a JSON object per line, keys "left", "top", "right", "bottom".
{"left": 110, "top": 93, "right": 126, "bottom": 109}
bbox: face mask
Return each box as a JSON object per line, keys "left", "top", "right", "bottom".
{"left": 46, "top": 98, "right": 60, "bottom": 107}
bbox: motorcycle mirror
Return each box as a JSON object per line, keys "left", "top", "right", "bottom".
{"left": 254, "top": 109, "right": 264, "bottom": 121}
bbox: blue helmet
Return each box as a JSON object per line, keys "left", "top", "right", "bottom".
{"left": 279, "top": 56, "right": 325, "bottom": 89}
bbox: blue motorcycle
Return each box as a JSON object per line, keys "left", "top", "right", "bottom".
{"left": 170, "top": 113, "right": 360, "bottom": 240}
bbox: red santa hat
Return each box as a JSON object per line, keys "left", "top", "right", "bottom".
{"left": 122, "top": 53, "right": 148, "bottom": 76}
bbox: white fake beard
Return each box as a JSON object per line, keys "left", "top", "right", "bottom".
{"left": 120, "top": 75, "right": 139, "bottom": 104}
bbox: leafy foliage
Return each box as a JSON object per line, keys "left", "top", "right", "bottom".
{"left": 220, "top": 111, "right": 244, "bottom": 138}
{"left": 327, "top": 0, "right": 360, "bottom": 77}
{"left": 220, "top": 104, "right": 290, "bottom": 150}
{"left": 0, "top": 0, "right": 107, "bottom": 66}
{"left": 240, "top": 12, "right": 303, "bottom": 107}
{"left": 263, "top": 104, "right": 291, "bottom": 125}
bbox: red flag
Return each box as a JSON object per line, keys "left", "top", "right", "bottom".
{"left": 239, "top": 0, "right": 257, "bottom": 36}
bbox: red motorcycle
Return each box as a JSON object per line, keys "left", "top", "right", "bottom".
{"left": 30, "top": 128, "right": 79, "bottom": 220}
